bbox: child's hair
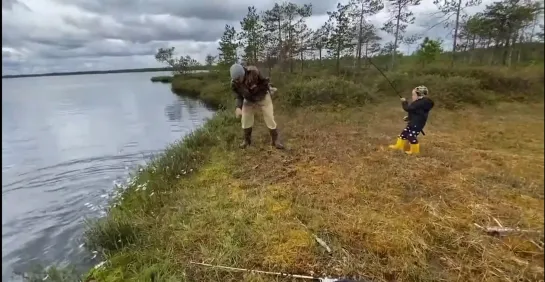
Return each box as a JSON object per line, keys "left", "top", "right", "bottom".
{"left": 415, "top": 85, "right": 428, "bottom": 96}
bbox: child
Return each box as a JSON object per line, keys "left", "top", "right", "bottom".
{"left": 388, "top": 85, "right": 434, "bottom": 155}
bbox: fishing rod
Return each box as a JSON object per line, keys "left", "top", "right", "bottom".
{"left": 363, "top": 56, "right": 426, "bottom": 135}
{"left": 363, "top": 56, "right": 402, "bottom": 98}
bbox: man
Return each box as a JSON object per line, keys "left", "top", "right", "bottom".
{"left": 230, "top": 63, "right": 284, "bottom": 149}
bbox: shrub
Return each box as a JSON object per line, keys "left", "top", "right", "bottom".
{"left": 374, "top": 71, "right": 413, "bottom": 97}
{"left": 84, "top": 216, "right": 143, "bottom": 253}
{"left": 414, "top": 75, "right": 495, "bottom": 109}
{"left": 171, "top": 78, "right": 204, "bottom": 97}
{"left": 410, "top": 66, "right": 544, "bottom": 101}
{"left": 199, "top": 81, "right": 233, "bottom": 109}
{"left": 150, "top": 76, "right": 173, "bottom": 83}
{"left": 282, "top": 76, "right": 375, "bottom": 107}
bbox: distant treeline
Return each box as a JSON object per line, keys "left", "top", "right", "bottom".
{"left": 1, "top": 66, "right": 210, "bottom": 79}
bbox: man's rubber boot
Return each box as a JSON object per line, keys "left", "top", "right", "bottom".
{"left": 388, "top": 137, "right": 407, "bottom": 151}
{"left": 240, "top": 128, "right": 252, "bottom": 149}
{"left": 405, "top": 143, "right": 420, "bottom": 155}
{"left": 269, "top": 129, "right": 284, "bottom": 149}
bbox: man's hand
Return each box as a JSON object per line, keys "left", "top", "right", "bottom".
{"left": 400, "top": 97, "right": 406, "bottom": 102}
{"left": 235, "top": 108, "right": 242, "bottom": 118}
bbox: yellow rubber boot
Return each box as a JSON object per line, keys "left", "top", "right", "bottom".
{"left": 388, "top": 137, "right": 407, "bottom": 151}
{"left": 405, "top": 143, "right": 420, "bottom": 155}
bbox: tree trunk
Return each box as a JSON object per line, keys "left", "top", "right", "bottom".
{"left": 506, "top": 31, "right": 518, "bottom": 67}
{"left": 451, "top": 0, "right": 463, "bottom": 66}
{"left": 517, "top": 33, "right": 524, "bottom": 64}
{"left": 365, "top": 41, "right": 369, "bottom": 68}
{"left": 391, "top": 5, "right": 401, "bottom": 70}
{"left": 277, "top": 19, "right": 282, "bottom": 70}
{"left": 503, "top": 29, "right": 513, "bottom": 66}
{"left": 336, "top": 41, "right": 341, "bottom": 74}
{"left": 300, "top": 48, "right": 304, "bottom": 72}
{"left": 468, "top": 35, "right": 477, "bottom": 64}
{"left": 356, "top": 3, "right": 364, "bottom": 69}
{"left": 529, "top": 18, "right": 538, "bottom": 43}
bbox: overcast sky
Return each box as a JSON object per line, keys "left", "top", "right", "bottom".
{"left": 2, "top": 0, "right": 499, "bottom": 75}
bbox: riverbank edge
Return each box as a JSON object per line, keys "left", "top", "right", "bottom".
{"left": 83, "top": 76, "right": 239, "bottom": 281}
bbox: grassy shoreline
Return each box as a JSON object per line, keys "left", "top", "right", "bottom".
{"left": 29, "top": 65, "right": 543, "bottom": 281}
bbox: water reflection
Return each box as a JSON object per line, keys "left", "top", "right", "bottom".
{"left": 165, "top": 98, "right": 183, "bottom": 121}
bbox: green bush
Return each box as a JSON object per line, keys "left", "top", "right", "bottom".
{"left": 410, "top": 66, "right": 544, "bottom": 101}
{"left": 374, "top": 71, "right": 413, "bottom": 96}
{"left": 282, "top": 76, "right": 375, "bottom": 107}
{"left": 84, "top": 217, "right": 143, "bottom": 253}
{"left": 150, "top": 76, "right": 173, "bottom": 83}
{"left": 170, "top": 75, "right": 231, "bottom": 109}
{"left": 199, "top": 81, "right": 232, "bottom": 109}
{"left": 415, "top": 75, "right": 495, "bottom": 109}
{"left": 171, "top": 78, "right": 204, "bottom": 97}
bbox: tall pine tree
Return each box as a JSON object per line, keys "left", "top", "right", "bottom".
{"left": 218, "top": 25, "right": 239, "bottom": 68}
{"left": 239, "top": 6, "right": 265, "bottom": 66}
{"left": 382, "top": 0, "right": 421, "bottom": 69}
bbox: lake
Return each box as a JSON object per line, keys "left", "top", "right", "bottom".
{"left": 1, "top": 72, "right": 215, "bottom": 280}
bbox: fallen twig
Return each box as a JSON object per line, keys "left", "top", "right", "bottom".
{"left": 529, "top": 239, "right": 544, "bottom": 251}
{"left": 295, "top": 218, "right": 332, "bottom": 254}
{"left": 474, "top": 223, "right": 542, "bottom": 236}
{"left": 189, "top": 261, "right": 347, "bottom": 282}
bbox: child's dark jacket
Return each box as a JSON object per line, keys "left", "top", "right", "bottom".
{"left": 402, "top": 97, "right": 434, "bottom": 131}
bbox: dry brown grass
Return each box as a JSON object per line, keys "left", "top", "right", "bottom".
{"left": 87, "top": 101, "right": 544, "bottom": 282}
{"left": 192, "top": 101, "right": 544, "bottom": 281}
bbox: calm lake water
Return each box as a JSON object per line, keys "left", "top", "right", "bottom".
{"left": 1, "top": 72, "right": 215, "bottom": 280}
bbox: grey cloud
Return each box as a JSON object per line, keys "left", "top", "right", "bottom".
{"left": 2, "top": 1, "right": 227, "bottom": 74}
{"left": 2, "top": 0, "right": 17, "bottom": 9}
{"left": 33, "top": 41, "right": 164, "bottom": 59}
{"left": 2, "top": 0, "right": 30, "bottom": 11}
{"left": 61, "top": 14, "right": 227, "bottom": 44}
{"left": 52, "top": 0, "right": 338, "bottom": 21}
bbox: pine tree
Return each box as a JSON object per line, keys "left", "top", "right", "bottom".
{"left": 417, "top": 37, "right": 443, "bottom": 66}
{"left": 217, "top": 25, "right": 239, "bottom": 68}
{"left": 433, "top": 0, "right": 482, "bottom": 64}
{"left": 326, "top": 2, "right": 356, "bottom": 74}
{"left": 239, "top": 6, "right": 265, "bottom": 65}
{"left": 349, "top": 0, "right": 384, "bottom": 68}
{"left": 382, "top": 0, "right": 421, "bottom": 69}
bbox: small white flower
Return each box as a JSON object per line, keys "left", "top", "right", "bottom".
{"left": 94, "top": 261, "right": 106, "bottom": 269}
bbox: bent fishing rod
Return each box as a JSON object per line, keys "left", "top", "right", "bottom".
{"left": 364, "top": 56, "right": 426, "bottom": 135}
{"left": 363, "top": 56, "right": 402, "bottom": 98}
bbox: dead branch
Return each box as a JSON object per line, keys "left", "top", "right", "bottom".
{"left": 473, "top": 223, "right": 543, "bottom": 236}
